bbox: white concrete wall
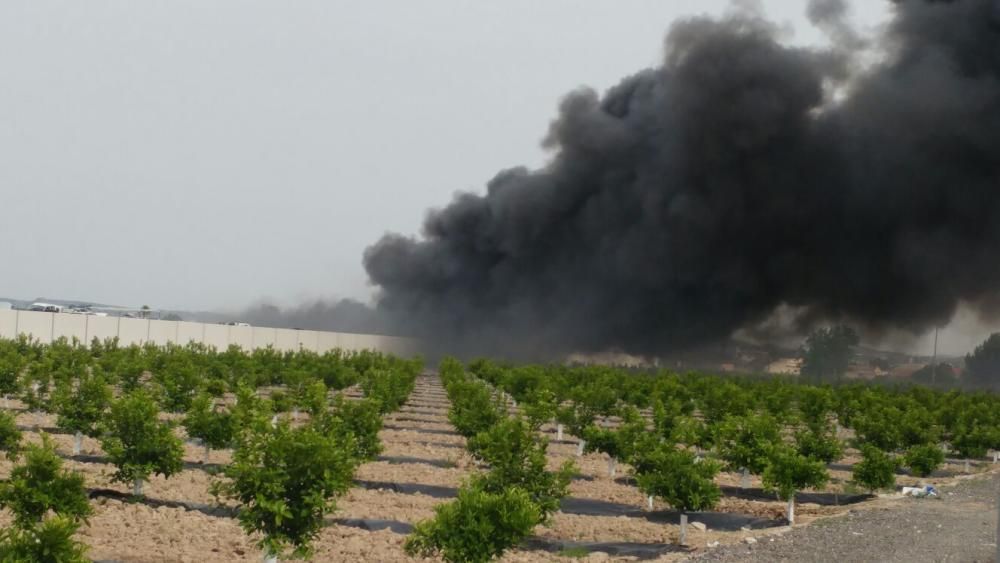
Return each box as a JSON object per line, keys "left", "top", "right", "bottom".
{"left": 118, "top": 318, "right": 149, "bottom": 346}
{"left": 176, "top": 322, "right": 204, "bottom": 345}
{"left": 203, "top": 324, "right": 229, "bottom": 351}
{"left": 317, "top": 331, "right": 339, "bottom": 353}
{"left": 2, "top": 310, "right": 419, "bottom": 357}
{"left": 251, "top": 327, "right": 277, "bottom": 349}
{"left": 147, "top": 320, "right": 178, "bottom": 346}
{"left": 52, "top": 314, "right": 88, "bottom": 344}
{"left": 229, "top": 326, "right": 253, "bottom": 350}
{"left": 0, "top": 310, "right": 18, "bottom": 340}
{"left": 17, "top": 311, "right": 54, "bottom": 344}
{"left": 274, "top": 329, "right": 299, "bottom": 352}
{"left": 86, "top": 316, "right": 120, "bottom": 343}
{"left": 297, "top": 330, "right": 319, "bottom": 353}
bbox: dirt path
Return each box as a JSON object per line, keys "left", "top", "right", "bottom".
{"left": 685, "top": 472, "right": 1000, "bottom": 563}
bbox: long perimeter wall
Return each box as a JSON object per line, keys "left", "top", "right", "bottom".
{"left": 0, "top": 310, "right": 419, "bottom": 357}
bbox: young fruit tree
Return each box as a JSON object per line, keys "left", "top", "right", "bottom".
{"left": 0, "top": 436, "right": 92, "bottom": 563}
{"left": 447, "top": 378, "right": 506, "bottom": 439}
{"left": 794, "top": 425, "right": 844, "bottom": 464}
{"left": 317, "top": 395, "right": 384, "bottom": 462}
{"left": 0, "top": 435, "right": 92, "bottom": 526}
{"left": 903, "top": 443, "right": 945, "bottom": 477}
{"left": 0, "top": 342, "right": 25, "bottom": 409}
{"left": 634, "top": 445, "right": 721, "bottom": 545}
{"left": 404, "top": 481, "right": 541, "bottom": 563}
{"left": 100, "top": 390, "right": 185, "bottom": 496}
{"left": 852, "top": 444, "right": 898, "bottom": 493}
{"left": 713, "top": 413, "right": 782, "bottom": 488}
{"left": 583, "top": 406, "right": 651, "bottom": 478}
{"left": 51, "top": 370, "right": 112, "bottom": 456}
{"left": 0, "top": 410, "right": 21, "bottom": 459}
{"left": 213, "top": 421, "right": 360, "bottom": 562}
{"left": 761, "top": 445, "right": 829, "bottom": 524}
{"left": 466, "top": 416, "right": 576, "bottom": 521}
{"left": 183, "top": 393, "right": 236, "bottom": 464}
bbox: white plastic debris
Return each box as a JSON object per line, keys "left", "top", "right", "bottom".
{"left": 902, "top": 485, "right": 938, "bottom": 498}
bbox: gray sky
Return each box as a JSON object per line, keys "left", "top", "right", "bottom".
{"left": 4, "top": 3, "right": 908, "bottom": 315}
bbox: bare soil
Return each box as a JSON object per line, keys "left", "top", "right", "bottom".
{"left": 2, "top": 377, "right": 996, "bottom": 562}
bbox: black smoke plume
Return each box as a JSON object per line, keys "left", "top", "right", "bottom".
{"left": 362, "top": 0, "right": 1000, "bottom": 359}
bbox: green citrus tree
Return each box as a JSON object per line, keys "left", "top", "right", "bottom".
{"left": 100, "top": 390, "right": 184, "bottom": 496}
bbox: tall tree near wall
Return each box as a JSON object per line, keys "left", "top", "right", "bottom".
{"left": 800, "top": 326, "right": 859, "bottom": 382}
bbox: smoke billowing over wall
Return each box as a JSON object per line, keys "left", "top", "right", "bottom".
{"left": 360, "top": 0, "right": 1000, "bottom": 359}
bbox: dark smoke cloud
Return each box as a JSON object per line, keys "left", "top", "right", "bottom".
{"left": 237, "top": 299, "right": 393, "bottom": 335}
{"left": 363, "top": 0, "right": 1000, "bottom": 359}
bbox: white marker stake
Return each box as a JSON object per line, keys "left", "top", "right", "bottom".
{"left": 73, "top": 431, "right": 83, "bottom": 456}
{"left": 557, "top": 424, "right": 564, "bottom": 441}
{"left": 740, "top": 468, "right": 750, "bottom": 490}
{"left": 608, "top": 458, "right": 617, "bottom": 479}
{"left": 787, "top": 498, "right": 795, "bottom": 525}
{"left": 133, "top": 478, "right": 144, "bottom": 496}
{"left": 576, "top": 440, "right": 586, "bottom": 457}
{"left": 647, "top": 495, "right": 654, "bottom": 510}
{"left": 679, "top": 514, "right": 688, "bottom": 546}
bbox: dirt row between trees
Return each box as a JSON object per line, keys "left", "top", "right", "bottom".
{"left": 2, "top": 375, "right": 997, "bottom": 562}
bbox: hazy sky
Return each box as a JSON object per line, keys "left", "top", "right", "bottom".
{"left": 2, "top": 1, "right": 890, "bottom": 312}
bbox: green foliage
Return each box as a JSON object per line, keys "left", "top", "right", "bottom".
{"left": 951, "top": 423, "right": 995, "bottom": 459}
{"left": 521, "top": 388, "right": 558, "bottom": 431}
{"left": 213, "top": 421, "right": 359, "bottom": 559}
{"left": 183, "top": 393, "right": 237, "bottom": 451}
{"left": 795, "top": 426, "right": 843, "bottom": 463}
{"left": 153, "top": 356, "right": 202, "bottom": 412}
{"left": 761, "top": 445, "right": 829, "bottom": 501}
{"left": 713, "top": 414, "right": 782, "bottom": 475}
{"left": 100, "top": 390, "right": 184, "bottom": 490}
{"left": 51, "top": 369, "right": 111, "bottom": 438}
{"left": 852, "top": 406, "right": 904, "bottom": 452}
{"left": 269, "top": 390, "right": 293, "bottom": 413}
{"left": 634, "top": 446, "right": 721, "bottom": 513}
{"left": 447, "top": 379, "right": 506, "bottom": 438}
{"left": 0, "top": 515, "right": 89, "bottom": 563}
{"left": 800, "top": 325, "right": 859, "bottom": 381}
{"left": 0, "top": 410, "right": 21, "bottom": 459}
{"left": 317, "top": 395, "right": 385, "bottom": 462}
{"left": 852, "top": 444, "right": 898, "bottom": 492}
{"left": 467, "top": 417, "right": 575, "bottom": 522}
{"left": 0, "top": 341, "right": 26, "bottom": 399}
{"left": 404, "top": 481, "right": 540, "bottom": 563}
{"left": 583, "top": 406, "right": 655, "bottom": 465}
{"left": 0, "top": 436, "right": 92, "bottom": 526}
{"left": 903, "top": 443, "right": 945, "bottom": 477}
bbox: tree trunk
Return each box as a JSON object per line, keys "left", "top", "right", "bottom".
{"left": 203, "top": 444, "right": 211, "bottom": 464}
{"left": 647, "top": 495, "right": 654, "bottom": 510}
{"left": 679, "top": 513, "right": 688, "bottom": 546}
{"left": 576, "top": 440, "right": 586, "bottom": 457}
{"left": 556, "top": 424, "right": 563, "bottom": 441}
{"left": 608, "top": 458, "right": 617, "bottom": 478}
{"left": 739, "top": 467, "right": 750, "bottom": 490}
{"left": 133, "top": 478, "right": 144, "bottom": 496}
{"left": 73, "top": 431, "right": 83, "bottom": 456}
{"left": 787, "top": 497, "right": 795, "bottom": 525}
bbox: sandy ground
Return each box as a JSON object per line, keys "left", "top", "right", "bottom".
{"left": 1, "top": 377, "right": 995, "bottom": 562}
